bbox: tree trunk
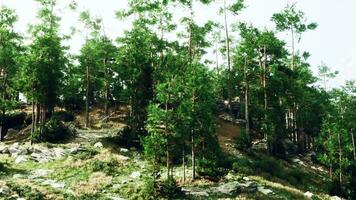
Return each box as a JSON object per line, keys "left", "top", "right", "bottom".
{"left": 351, "top": 128, "right": 355, "bottom": 160}
{"left": 244, "top": 56, "right": 250, "bottom": 143}
{"left": 104, "top": 59, "right": 109, "bottom": 117}
{"left": 191, "top": 134, "right": 195, "bottom": 181}
{"left": 262, "top": 46, "right": 268, "bottom": 141}
{"left": 31, "top": 98, "right": 35, "bottom": 145}
{"left": 224, "top": 0, "right": 232, "bottom": 115}
{"left": 183, "top": 147, "right": 186, "bottom": 183}
{"left": 85, "top": 65, "right": 90, "bottom": 128}
{"left": 337, "top": 130, "right": 343, "bottom": 186}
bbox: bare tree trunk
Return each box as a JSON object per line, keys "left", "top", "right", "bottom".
{"left": 244, "top": 56, "right": 250, "bottom": 143}
{"left": 337, "top": 130, "right": 343, "bottom": 186}
{"left": 262, "top": 46, "right": 268, "bottom": 141}
{"left": 351, "top": 128, "right": 355, "bottom": 160}
{"left": 183, "top": 147, "right": 186, "bottom": 183}
{"left": 104, "top": 59, "right": 109, "bottom": 117}
{"left": 224, "top": 0, "right": 232, "bottom": 115}
{"left": 85, "top": 65, "right": 90, "bottom": 128}
{"left": 31, "top": 98, "right": 35, "bottom": 145}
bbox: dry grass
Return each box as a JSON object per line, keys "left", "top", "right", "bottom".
{"left": 72, "top": 172, "right": 112, "bottom": 196}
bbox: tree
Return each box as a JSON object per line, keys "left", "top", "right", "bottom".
{"left": 318, "top": 63, "right": 339, "bottom": 91}
{"left": 20, "top": 0, "right": 67, "bottom": 139}
{"left": 272, "top": 3, "right": 317, "bottom": 144}
{"left": 0, "top": 6, "right": 23, "bottom": 141}
{"left": 221, "top": 0, "right": 244, "bottom": 115}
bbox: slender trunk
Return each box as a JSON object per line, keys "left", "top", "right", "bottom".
{"left": 85, "top": 65, "right": 90, "bottom": 128}
{"left": 244, "top": 56, "right": 250, "bottom": 143}
{"left": 337, "top": 130, "right": 342, "bottom": 186}
{"left": 165, "top": 98, "right": 170, "bottom": 179}
{"left": 188, "top": 2, "right": 196, "bottom": 181}
{"left": 351, "top": 128, "right": 355, "bottom": 160}
{"left": 329, "top": 164, "right": 333, "bottom": 180}
{"left": 31, "top": 98, "right": 35, "bottom": 145}
{"left": 224, "top": 0, "right": 232, "bottom": 115}
{"left": 104, "top": 59, "right": 109, "bottom": 117}
{"left": 263, "top": 46, "right": 268, "bottom": 141}
{"left": 2, "top": 72, "right": 8, "bottom": 115}
{"left": 191, "top": 134, "right": 195, "bottom": 181}
{"left": 183, "top": 147, "right": 186, "bottom": 183}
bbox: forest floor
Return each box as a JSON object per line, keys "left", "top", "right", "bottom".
{"left": 0, "top": 108, "right": 339, "bottom": 200}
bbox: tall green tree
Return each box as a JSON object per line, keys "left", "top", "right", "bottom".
{"left": 20, "top": 0, "right": 67, "bottom": 138}
{"left": 0, "top": 6, "right": 23, "bottom": 141}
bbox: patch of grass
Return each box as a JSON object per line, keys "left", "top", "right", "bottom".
{"left": 232, "top": 153, "right": 329, "bottom": 194}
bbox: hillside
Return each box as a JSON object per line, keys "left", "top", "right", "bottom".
{"left": 0, "top": 109, "right": 341, "bottom": 200}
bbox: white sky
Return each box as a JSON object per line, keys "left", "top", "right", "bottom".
{"left": 1, "top": 0, "right": 355, "bottom": 88}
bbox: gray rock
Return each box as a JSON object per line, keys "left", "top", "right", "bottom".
{"left": 0, "top": 185, "right": 10, "bottom": 196}
{"left": 0, "top": 145, "right": 8, "bottom": 154}
{"left": 130, "top": 171, "right": 141, "bottom": 179}
{"left": 304, "top": 191, "right": 314, "bottom": 198}
{"left": 52, "top": 148, "right": 65, "bottom": 158}
{"left": 120, "top": 148, "right": 129, "bottom": 153}
{"left": 258, "top": 186, "right": 273, "bottom": 195}
{"left": 30, "top": 169, "right": 53, "bottom": 179}
{"left": 214, "top": 182, "right": 241, "bottom": 195}
{"left": 94, "top": 142, "right": 103, "bottom": 149}
{"left": 238, "top": 181, "right": 258, "bottom": 193}
{"left": 15, "top": 155, "right": 29, "bottom": 164}
{"left": 13, "top": 174, "right": 24, "bottom": 179}
{"left": 42, "top": 179, "right": 65, "bottom": 189}
{"left": 330, "top": 196, "right": 341, "bottom": 200}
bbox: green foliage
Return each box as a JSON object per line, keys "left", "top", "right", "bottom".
{"left": 6, "top": 181, "right": 44, "bottom": 200}
{"left": 31, "top": 119, "right": 75, "bottom": 143}
{"left": 235, "top": 128, "right": 252, "bottom": 150}
{"left": 87, "top": 159, "right": 119, "bottom": 175}
{"left": 157, "top": 178, "right": 182, "bottom": 199}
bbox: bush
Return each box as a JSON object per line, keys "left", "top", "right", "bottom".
{"left": 235, "top": 128, "right": 251, "bottom": 150}
{"left": 87, "top": 159, "right": 119, "bottom": 175}
{"left": 6, "top": 181, "right": 44, "bottom": 200}
{"left": 51, "top": 111, "right": 75, "bottom": 122}
{"left": 31, "top": 119, "right": 76, "bottom": 143}
{"left": 157, "top": 177, "right": 182, "bottom": 199}
{"left": 232, "top": 157, "right": 254, "bottom": 174}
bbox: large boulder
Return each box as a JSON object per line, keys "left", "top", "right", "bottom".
{"left": 214, "top": 182, "right": 241, "bottom": 195}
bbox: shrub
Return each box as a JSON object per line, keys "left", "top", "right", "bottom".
{"left": 232, "top": 157, "right": 254, "bottom": 174}
{"left": 87, "top": 159, "right": 119, "bottom": 175}
{"left": 31, "top": 119, "right": 76, "bottom": 143}
{"left": 235, "top": 128, "right": 251, "bottom": 150}
{"left": 157, "top": 177, "right": 182, "bottom": 199}
{"left": 6, "top": 181, "right": 44, "bottom": 200}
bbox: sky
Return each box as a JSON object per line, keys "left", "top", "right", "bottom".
{"left": 1, "top": 0, "right": 355, "bottom": 88}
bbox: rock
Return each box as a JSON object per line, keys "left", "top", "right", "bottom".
{"left": 42, "top": 179, "right": 65, "bottom": 189}
{"left": 16, "top": 198, "right": 26, "bottom": 200}
{"left": 117, "top": 155, "right": 129, "bottom": 161}
{"left": 52, "top": 148, "right": 65, "bottom": 158}
{"left": 30, "top": 169, "right": 53, "bottom": 179}
{"left": 130, "top": 171, "right": 141, "bottom": 179}
{"left": 94, "top": 142, "right": 103, "bottom": 149}
{"left": 13, "top": 174, "right": 24, "bottom": 179}
{"left": 15, "top": 155, "right": 29, "bottom": 164}
{"left": 252, "top": 140, "right": 267, "bottom": 151}
{"left": 258, "top": 186, "right": 273, "bottom": 195}
{"left": 0, "top": 185, "right": 10, "bottom": 196}
{"left": 214, "top": 182, "right": 241, "bottom": 195}
{"left": 120, "top": 148, "right": 128, "bottom": 153}
{"left": 238, "top": 181, "right": 258, "bottom": 193}
{"left": 304, "top": 191, "right": 314, "bottom": 198}
{"left": 242, "top": 177, "right": 250, "bottom": 181}
{"left": 0, "top": 145, "right": 8, "bottom": 154}
{"left": 182, "top": 188, "right": 209, "bottom": 197}
{"left": 330, "top": 196, "right": 341, "bottom": 200}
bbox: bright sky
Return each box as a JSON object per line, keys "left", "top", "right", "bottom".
{"left": 1, "top": 0, "right": 355, "bottom": 88}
